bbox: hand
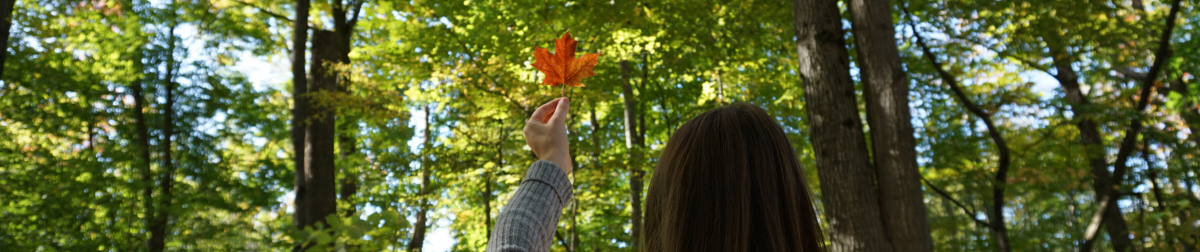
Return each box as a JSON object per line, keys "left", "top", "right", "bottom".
{"left": 524, "top": 97, "right": 572, "bottom": 173}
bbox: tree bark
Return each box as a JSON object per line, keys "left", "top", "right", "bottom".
{"left": 299, "top": 29, "right": 341, "bottom": 240}
{"left": 619, "top": 60, "right": 645, "bottom": 251}
{"left": 130, "top": 69, "right": 156, "bottom": 252}
{"left": 485, "top": 119, "right": 506, "bottom": 242}
{"left": 580, "top": 105, "right": 602, "bottom": 252}
{"left": 290, "top": 0, "right": 310, "bottom": 249}
{"left": 148, "top": 24, "right": 178, "bottom": 252}
{"left": 408, "top": 106, "right": 433, "bottom": 252}
{"left": 792, "top": 0, "right": 894, "bottom": 250}
{"left": 638, "top": 60, "right": 648, "bottom": 142}
{"left": 126, "top": 44, "right": 156, "bottom": 251}
{"left": 847, "top": 1, "right": 933, "bottom": 251}
{"left": 570, "top": 186, "right": 577, "bottom": 252}
{"left": 299, "top": 2, "right": 360, "bottom": 248}
{"left": 0, "top": 0, "right": 15, "bottom": 78}
{"left": 484, "top": 168, "right": 493, "bottom": 241}
{"left": 485, "top": 127, "right": 499, "bottom": 242}
{"left": 590, "top": 106, "right": 603, "bottom": 173}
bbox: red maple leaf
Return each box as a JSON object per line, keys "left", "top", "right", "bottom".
{"left": 532, "top": 32, "right": 601, "bottom": 88}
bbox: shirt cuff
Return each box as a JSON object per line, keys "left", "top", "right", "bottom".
{"left": 524, "top": 160, "right": 574, "bottom": 208}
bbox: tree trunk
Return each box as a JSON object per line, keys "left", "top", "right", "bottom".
{"left": 570, "top": 189, "right": 577, "bottom": 252}
{"left": 302, "top": 1, "right": 361, "bottom": 247}
{"left": 1053, "top": 59, "right": 1132, "bottom": 252}
{"left": 338, "top": 178, "right": 357, "bottom": 215}
{"left": 485, "top": 141, "right": 495, "bottom": 242}
{"left": 638, "top": 60, "right": 648, "bottom": 142}
{"left": 0, "top": 0, "right": 16, "bottom": 78}
{"left": 484, "top": 171, "right": 493, "bottom": 241}
{"left": 290, "top": 0, "right": 310, "bottom": 249}
{"left": 636, "top": 62, "right": 649, "bottom": 250}
{"left": 129, "top": 58, "right": 158, "bottom": 252}
{"left": 657, "top": 83, "right": 673, "bottom": 134}
{"left": 485, "top": 119, "right": 504, "bottom": 242}
{"left": 300, "top": 29, "right": 341, "bottom": 239}
{"left": 130, "top": 72, "right": 156, "bottom": 252}
{"left": 581, "top": 105, "right": 602, "bottom": 251}
{"left": 847, "top": 1, "right": 932, "bottom": 250}
{"left": 148, "top": 24, "right": 178, "bottom": 252}
{"left": 590, "top": 106, "right": 602, "bottom": 172}
{"left": 408, "top": 106, "right": 433, "bottom": 252}
{"left": 619, "top": 60, "right": 645, "bottom": 251}
{"left": 792, "top": 0, "right": 894, "bottom": 250}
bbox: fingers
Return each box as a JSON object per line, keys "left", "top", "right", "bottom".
{"left": 548, "top": 97, "right": 570, "bottom": 125}
{"left": 528, "top": 98, "right": 561, "bottom": 123}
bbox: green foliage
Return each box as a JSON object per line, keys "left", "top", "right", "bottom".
{"left": 2, "top": 0, "right": 1198, "bottom": 251}
{"left": 288, "top": 211, "right": 410, "bottom": 252}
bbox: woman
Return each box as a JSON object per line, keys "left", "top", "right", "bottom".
{"left": 487, "top": 98, "right": 825, "bottom": 252}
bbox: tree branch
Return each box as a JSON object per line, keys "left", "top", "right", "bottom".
{"left": 232, "top": 0, "right": 293, "bottom": 22}
{"left": 1008, "top": 55, "right": 1053, "bottom": 75}
{"left": 555, "top": 230, "right": 574, "bottom": 252}
{"left": 921, "top": 178, "right": 992, "bottom": 228}
{"left": 444, "top": 27, "right": 528, "bottom": 113}
{"left": 1081, "top": 0, "right": 1182, "bottom": 250}
{"left": 1113, "top": 66, "right": 1186, "bottom": 96}
{"left": 1113, "top": 66, "right": 1148, "bottom": 80}
{"left": 1143, "top": 139, "right": 1169, "bottom": 210}
{"left": 906, "top": 6, "right": 1012, "bottom": 250}
{"left": 347, "top": 0, "right": 364, "bottom": 28}
{"left": 951, "top": 31, "right": 1051, "bottom": 74}
{"left": 1011, "top": 120, "right": 1069, "bottom": 160}
{"left": 1111, "top": 0, "right": 1181, "bottom": 182}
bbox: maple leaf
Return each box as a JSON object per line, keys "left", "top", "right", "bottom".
{"left": 532, "top": 32, "right": 601, "bottom": 88}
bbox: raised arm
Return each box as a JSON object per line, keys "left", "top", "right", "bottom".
{"left": 486, "top": 160, "right": 573, "bottom": 252}
{"left": 485, "top": 97, "right": 574, "bottom": 252}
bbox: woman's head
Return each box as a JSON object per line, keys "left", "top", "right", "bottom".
{"left": 643, "top": 102, "right": 824, "bottom": 252}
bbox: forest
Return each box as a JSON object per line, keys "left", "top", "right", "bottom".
{"left": 1, "top": 0, "right": 1198, "bottom": 250}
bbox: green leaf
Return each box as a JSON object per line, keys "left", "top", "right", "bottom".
{"left": 326, "top": 215, "right": 344, "bottom": 230}
{"left": 382, "top": 210, "right": 401, "bottom": 222}
{"left": 367, "top": 212, "right": 383, "bottom": 225}
{"left": 315, "top": 231, "right": 332, "bottom": 244}
{"left": 346, "top": 226, "right": 365, "bottom": 239}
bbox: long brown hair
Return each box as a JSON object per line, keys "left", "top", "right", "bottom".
{"left": 643, "top": 102, "right": 825, "bottom": 252}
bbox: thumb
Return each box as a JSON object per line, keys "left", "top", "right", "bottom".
{"left": 530, "top": 98, "right": 561, "bottom": 124}
{"left": 548, "top": 97, "right": 570, "bottom": 125}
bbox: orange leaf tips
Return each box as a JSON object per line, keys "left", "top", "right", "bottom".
{"left": 532, "top": 31, "right": 601, "bottom": 88}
